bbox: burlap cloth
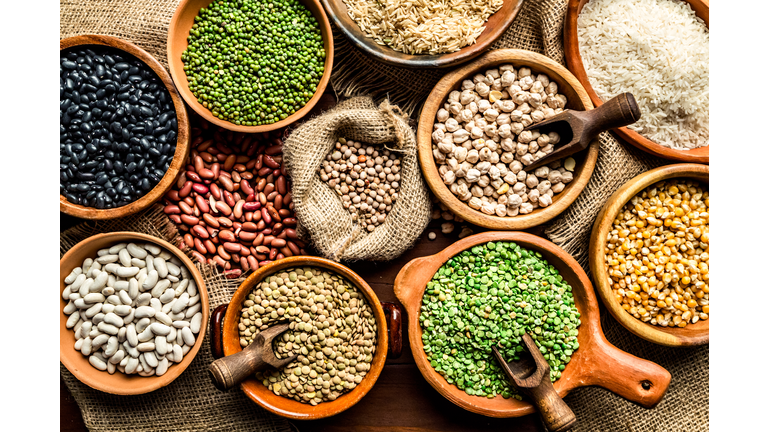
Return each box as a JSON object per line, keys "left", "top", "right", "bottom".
{"left": 61, "top": 0, "right": 708, "bottom": 430}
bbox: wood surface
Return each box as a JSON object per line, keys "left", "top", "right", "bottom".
{"left": 417, "top": 49, "right": 599, "bottom": 231}
{"left": 320, "top": 0, "right": 526, "bottom": 68}
{"left": 166, "top": 0, "right": 334, "bottom": 133}
{"left": 59, "top": 35, "right": 192, "bottom": 220}
{"left": 59, "top": 232, "right": 210, "bottom": 395}
{"left": 563, "top": 0, "right": 710, "bottom": 164}
{"left": 393, "top": 231, "right": 672, "bottom": 418}
{"left": 588, "top": 163, "right": 710, "bottom": 347}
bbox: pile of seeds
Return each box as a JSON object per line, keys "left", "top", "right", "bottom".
{"left": 62, "top": 242, "right": 203, "bottom": 376}
{"left": 432, "top": 65, "right": 576, "bottom": 217}
{"left": 181, "top": 0, "right": 326, "bottom": 126}
{"left": 60, "top": 46, "right": 178, "bottom": 209}
{"left": 605, "top": 179, "right": 709, "bottom": 327}
{"left": 419, "top": 241, "right": 581, "bottom": 399}
{"left": 239, "top": 267, "right": 377, "bottom": 405}
{"left": 318, "top": 138, "right": 401, "bottom": 232}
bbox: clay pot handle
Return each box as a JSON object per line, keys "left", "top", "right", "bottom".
{"left": 381, "top": 302, "right": 403, "bottom": 359}
{"left": 393, "top": 256, "right": 432, "bottom": 309}
{"left": 210, "top": 304, "right": 228, "bottom": 360}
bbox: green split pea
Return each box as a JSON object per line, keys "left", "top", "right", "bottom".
{"left": 419, "top": 241, "right": 581, "bottom": 400}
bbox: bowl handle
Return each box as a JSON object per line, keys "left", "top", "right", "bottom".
{"left": 210, "top": 304, "right": 229, "bottom": 360}
{"left": 581, "top": 335, "right": 671, "bottom": 408}
{"left": 393, "top": 256, "right": 433, "bottom": 310}
{"left": 381, "top": 302, "right": 403, "bottom": 359}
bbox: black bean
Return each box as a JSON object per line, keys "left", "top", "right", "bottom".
{"left": 62, "top": 60, "right": 77, "bottom": 70}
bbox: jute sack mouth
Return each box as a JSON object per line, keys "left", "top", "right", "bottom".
{"left": 282, "top": 96, "right": 431, "bottom": 262}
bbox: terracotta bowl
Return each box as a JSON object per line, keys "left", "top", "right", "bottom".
{"left": 394, "top": 231, "right": 671, "bottom": 417}
{"left": 321, "top": 0, "right": 525, "bottom": 68}
{"left": 418, "top": 49, "right": 599, "bottom": 230}
{"left": 216, "top": 256, "right": 389, "bottom": 419}
{"left": 60, "top": 35, "right": 191, "bottom": 220}
{"left": 167, "top": 0, "right": 334, "bottom": 133}
{"left": 60, "top": 232, "right": 209, "bottom": 395}
{"left": 564, "top": 0, "right": 709, "bottom": 164}
{"left": 589, "top": 163, "right": 709, "bottom": 347}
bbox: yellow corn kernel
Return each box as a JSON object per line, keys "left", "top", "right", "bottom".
{"left": 702, "top": 305, "right": 709, "bottom": 314}
{"left": 687, "top": 299, "right": 698, "bottom": 308}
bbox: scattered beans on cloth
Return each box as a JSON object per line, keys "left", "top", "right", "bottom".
{"left": 432, "top": 65, "right": 577, "bottom": 216}
{"left": 60, "top": 46, "right": 178, "bottom": 209}
{"left": 62, "top": 242, "right": 203, "bottom": 376}
{"left": 239, "top": 267, "right": 377, "bottom": 405}
{"left": 181, "top": 0, "right": 326, "bottom": 126}
{"left": 605, "top": 179, "right": 709, "bottom": 327}
{"left": 318, "top": 138, "right": 401, "bottom": 232}
{"left": 163, "top": 120, "right": 306, "bottom": 277}
{"left": 419, "top": 241, "right": 581, "bottom": 399}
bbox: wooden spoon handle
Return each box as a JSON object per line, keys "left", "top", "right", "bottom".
{"left": 527, "top": 379, "right": 577, "bottom": 432}
{"left": 580, "top": 93, "right": 641, "bottom": 141}
{"left": 209, "top": 340, "right": 269, "bottom": 391}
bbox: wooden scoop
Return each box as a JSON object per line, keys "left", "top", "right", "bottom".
{"left": 209, "top": 322, "right": 297, "bottom": 391}
{"left": 523, "top": 92, "right": 641, "bottom": 171}
{"left": 492, "top": 334, "right": 576, "bottom": 432}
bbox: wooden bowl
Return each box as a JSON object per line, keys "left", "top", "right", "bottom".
{"left": 418, "top": 49, "right": 599, "bottom": 230}
{"left": 394, "top": 231, "right": 671, "bottom": 417}
{"left": 589, "top": 163, "right": 709, "bottom": 347}
{"left": 564, "top": 0, "right": 709, "bottom": 164}
{"left": 320, "top": 0, "right": 525, "bottom": 68}
{"left": 218, "top": 256, "right": 388, "bottom": 419}
{"left": 60, "top": 35, "right": 191, "bottom": 220}
{"left": 60, "top": 232, "right": 209, "bottom": 395}
{"left": 167, "top": 0, "right": 334, "bottom": 133}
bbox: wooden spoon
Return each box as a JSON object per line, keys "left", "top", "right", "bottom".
{"left": 209, "top": 322, "right": 298, "bottom": 391}
{"left": 492, "top": 334, "right": 576, "bottom": 432}
{"left": 524, "top": 92, "right": 641, "bottom": 171}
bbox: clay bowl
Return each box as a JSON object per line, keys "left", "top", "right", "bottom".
{"left": 418, "top": 49, "right": 599, "bottom": 230}
{"left": 589, "top": 163, "right": 709, "bottom": 347}
{"left": 394, "top": 231, "right": 671, "bottom": 417}
{"left": 215, "top": 256, "right": 389, "bottom": 419}
{"left": 60, "top": 232, "right": 209, "bottom": 395}
{"left": 167, "top": 0, "right": 333, "bottom": 133}
{"left": 564, "top": 0, "right": 709, "bottom": 164}
{"left": 60, "top": 35, "right": 191, "bottom": 220}
{"left": 321, "top": 0, "right": 525, "bottom": 68}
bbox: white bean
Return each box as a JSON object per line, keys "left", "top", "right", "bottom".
{"left": 116, "top": 267, "right": 140, "bottom": 278}
{"left": 127, "top": 324, "right": 139, "bottom": 346}
{"left": 181, "top": 327, "right": 196, "bottom": 346}
{"left": 89, "top": 355, "right": 107, "bottom": 371}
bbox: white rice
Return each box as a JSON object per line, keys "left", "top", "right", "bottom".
{"left": 342, "top": 0, "right": 504, "bottom": 55}
{"left": 577, "top": 0, "right": 709, "bottom": 149}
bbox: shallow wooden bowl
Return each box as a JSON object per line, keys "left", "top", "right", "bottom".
{"left": 564, "top": 0, "right": 709, "bottom": 164}
{"left": 394, "top": 231, "right": 671, "bottom": 417}
{"left": 167, "top": 0, "right": 333, "bottom": 133}
{"left": 60, "top": 35, "right": 191, "bottom": 220}
{"left": 418, "top": 49, "right": 599, "bottom": 230}
{"left": 60, "top": 232, "right": 209, "bottom": 395}
{"left": 321, "top": 0, "right": 525, "bottom": 68}
{"left": 219, "top": 256, "right": 388, "bottom": 419}
{"left": 589, "top": 163, "right": 709, "bottom": 347}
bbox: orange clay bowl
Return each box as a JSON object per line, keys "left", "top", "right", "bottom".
{"left": 321, "top": 0, "right": 525, "bottom": 68}
{"left": 418, "top": 49, "right": 599, "bottom": 230}
{"left": 219, "top": 256, "right": 387, "bottom": 419}
{"left": 60, "top": 232, "right": 209, "bottom": 395}
{"left": 60, "top": 35, "right": 191, "bottom": 220}
{"left": 564, "top": 0, "right": 709, "bottom": 164}
{"left": 394, "top": 231, "right": 671, "bottom": 417}
{"left": 589, "top": 163, "right": 709, "bottom": 347}
{"left": 167, "top": 0, "right": 333, "bottom": 133}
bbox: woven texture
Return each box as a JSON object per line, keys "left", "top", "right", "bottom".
{"left": 282, "top": 96, "right": 431, "bottom": 262}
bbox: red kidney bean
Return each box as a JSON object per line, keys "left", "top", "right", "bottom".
{"left": 216, "top": 201, "right": 232, "bottom": 216}
{"left": 178, "top": 201, "right": 193, "bottom": 215}
{"left": 271, "top": 238, "right": 287, "bottom": 248}
{"left": 199, "top": 139, "right": 213, "bottom": 151}
{"left": 240, "top": 179, "right": 254, "bottom": 196}
{"left": 223, "top": 242, "right": 242, "bottom": 253}
{"left": 255, "top": 154, "right": 263, "bottom": 170}
{"left": 264, "top": 183, "right": 275, "bottom": 196}
{"left": 199, "top": 168, "right": 215, "bottom": 180}
{"left": 255, "top": 245, "right": 270, "bottom": 254}
{"left": 253, "top": 233, "right": 265, "bottom": 247}
{"left": 204, "top": 240, "right": 216, "bottom": 254}
{"left": 243, "top": 201, "right": 261, "bottom": 211}
{"left": 260, "top": 207, "right": 272, "bottom": 225}
{"left": 266, "top": 191, "right": 279, "bottom": 202}
{"left": 223, "top": 191, "right": 236, "bottom": 207}
{"left": 223, "top": 154, "right": 236, "bottom": 171}
{"left": 192, "top": 183, "right": 208, "bottom": 195}
{"left": 260, "top": 228, "right": 273, "bottom": 236}
{"left": 218, "top": 230, "right": 235, "bottom": 243}
{"left": 247, "top": 255, "right": 259, "bottom": 270}
{"left": 194, "top": 155, "right": 205, "bottom": 173}
{"left": 256, "top": 178, "right": 267, "bottom": 192}
{"left": 276, "top": 231, "right": 286, "bottom": 240}
{"left": 280, "top": 246, "right": 292, "bottom": 257}
{"left": 193, "top": 238, "right": 207, "bottom": 255}
{"left": 241, "top": 221, "right": 258, "bottom": 232}
{"left": 186, "top": 170, "right": 203, "bottom": 183}
{"left": 287, "top": 240, "right": 300, "bottom": 256}
{"left": 165, "top": 190, "right": 181, "bottom": 202}
{"left": 283, "top": 192, "right": 292, "bottom": 205}
{"left": 284, "top": 228, "right": 298, "bottom": 240}
{"left": 258, "top": 192, "right": 267, "bottom": 206}
{"left": 269, "top": 248, "right": 279, "bottom": 260}
{"left": 239, "top": 257, "right": 249, "bottom": 272}
{"left": 258, "top": 166, "right": 273, "bottom": 177}
{"left": 217, "top": 245, "right": 232, "bottom": 260}
{"left": 218, "top": 217, "right": 233, "bottom": 227}
{"left": 267, "top": 205, "right": 281, "bottom": 222}
{"left": 209, "top": 183, "right": 222, "bottom": 200}
{"left": 164, "top": 204, "right": 181, "bottom": 215}
{"left": 233, "top": 200, "right": 245, "bottom": 219}
{"left": 168, "top": 214, "right": 182, "bottom": 224}
{"left": 263, "top": 155, "right": 280, "bottom": 169}
{"left": 211, "top": 163, "right": 220, "bottom": 179}
{"left": 282, "top": 217, "right": 297, "bottom": 227}
{"left": 194, "top": 195, "right": 209, "bottom": 213}
{"left": 246, "top": 158, "right": 257, "bottom": 169}
{"left": 213, "top": 256, "right": 227, "bottom": 268}
{"left": 278, "top": 208, "right": 291, "bottom": 218}
{"left": 276, "top": 176, "right": 287, "bottom": 195}
{"left": 179, "top": 181, "right": 193, "bottom": 198}
{"left": 200, "top": 152, "right": 214, "bottom": 163}
{"left": 265, "top": 144, "right": 282, "bottom": 155}
{"left": 294, "top": 239, "right": 307, "bottom": 248}
{"left": 219, "top": 175, "right": 234, "bottom": 192}
{"left": 239, "top": 231, "right": 257, "bottom": 242}
{"left": 180, "top": 214, "right": 199, "bottom": 226}
{"left": 191, "top": 225, "right": 209, "bottom": 239}
{"left": 191, "top": 250, "right": 207, "bottom": 264}
{"left": 201, "top": 213, "right": 219, "bottom": 228}
{"left": 239, "top": 244, "right": 250, "bottom": 256}
{"left": 241, "top": 171, "right": 253, "bottom": 180}
{"left": 206, "top": 226, "right": 219, "bottom": 237}
{"left": 233, "top": 221, "right": 242, "bottom": 231}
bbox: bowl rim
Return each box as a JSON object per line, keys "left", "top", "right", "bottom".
{"left": 588, "top": 163, "right": 709, "bottom": 347}
{"left": 220, "top": 255, "right": 388, "bottom": 419}
{"left": 320, "top": 0, "right": 526, "bottom": 68}
{"left": 60, "top": 231, "right": 210, "bottom": 395}
{"left": 59, "top": 34, "right": 191, "bottom": 220}
{"left": 563, "top": 0, "right": 709, "bottom": 164}
{"left": 417, "top": 48, "right": 599, "bottom": 230}
{"left": 166, "top": 0, "right": 334, "bottom": 133}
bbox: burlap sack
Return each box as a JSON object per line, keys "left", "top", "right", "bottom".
{"left": 282, "top": 96, "right": 431, "bottom": 262}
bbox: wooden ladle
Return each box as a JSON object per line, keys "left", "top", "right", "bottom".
{"left": 524, "top": 92, "right": 641, "bottom": 171}
{"left": 209, "top": 322, "right": 297, "bottom": 391}
{"left": 492, "top": 334, "right": 576, "bottom": 432}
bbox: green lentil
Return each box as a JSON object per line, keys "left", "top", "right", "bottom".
{"left": 181, "top": 0, "right": 326, "bottom": 126}
{"left": 419, "top": 241, "right": 581, "bottom": 400}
